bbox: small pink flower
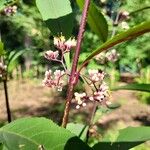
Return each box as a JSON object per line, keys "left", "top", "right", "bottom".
{"left": 54, "top": 36, "right": 76, "bottom": 52}
{"left": 42, "top": 69, "right": 65, "bottom": 91}
{"left": 54, "top": 70, "right": 65, "bottom": 80}
{"left": 44, "top": 50, "right": 59, "bottom": 60}
{"left": 119, "top": 11, "right": 130, "bottom": 21}
{"left": 88, "top": 69, "right": 105, "bottom": 83}
{"left": 4, "top": 5, "right": 17, "bottom": 16}
{"left": 54, "top": 36, "right": 66, "bottom": 50}
{"left": 106, "top": 49, "right": 120, "bottom": 62}
{"left": 64, "top": 38, "right": 76, "bottom": 50}
{"left": 91, "top": 82, "right": 109, "bottom": 102}
{"left": 74, "top": 82, "right": 109, "bottom": 108}
{"left": 99, "top": 82, "right": 109, "bottom": 92}
{"left": 74, "top": 92, "right": 87, "bottom": 109}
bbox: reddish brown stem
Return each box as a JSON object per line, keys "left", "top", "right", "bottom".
{"left": 62, "top": 0, "right": 91, "bottom": 128}
{"left": 3, "top": 78, "right": 12, "bottom": 123}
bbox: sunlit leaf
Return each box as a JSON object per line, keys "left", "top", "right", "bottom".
{"left": 36, "top": 0, "right": 74, "bottom": 38}
{"left": 0, "top": 117, "right": 91, "bottom": 150}
{"left": 64, "top": 52, "right": 71, "bottom": 70}
{"left": 36, "top": 0, "right": 72, "bottom": 20}
{"left": 76, "top": 0, "right": 108, "bottom": 42}
{"left": 93, "top": 126, "right": 150, "bottom": 150}
{"left": 67, "top": 123, "right": 89, "bottom": 141}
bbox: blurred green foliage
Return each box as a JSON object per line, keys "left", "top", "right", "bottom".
{"left": 0, "top": 0, "right": 51, "bottom": 77}
{"left": 135, "top": 66, "right": 150, "bottom": 104}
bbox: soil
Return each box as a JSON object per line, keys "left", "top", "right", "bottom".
{"left": 0, "top": 79, "right": 150, "bottom": 129}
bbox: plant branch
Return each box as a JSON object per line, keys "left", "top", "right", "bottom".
{"left": 3, "top": 78, "right": 12, "bottom": 123}
{"left": 129, "top": 6, "right": 150, "bottom": 16}
{"left": 62, "top": 0, "right": 91, "bottom": 128}
{"left": 0, "top": 31, "right": 11, "bottom": 123}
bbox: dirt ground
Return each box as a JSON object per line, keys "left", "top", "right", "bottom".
{"left": 0, "top": 79, "right": 150, "bottom": 128}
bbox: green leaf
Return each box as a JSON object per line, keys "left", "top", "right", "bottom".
{"left": 112, "top": 83, "right": 150, "bottom": 92}
{"left": 0, "top": 144, "right": 2, "bottom": 150}
{"left": 66, "top": 123, "right": 89, "bottom": 141}
{"left": 7, "top": 50, "right": 26, "bottom": 73}
{"left": 36, "top": 0, "right": 74, "bottom": 38}
{"left": 0, "top": 41, "right": 5, "bottom": 56}
{"left": 0, "top": 0, "right": 8, "bottom": 11}
{"left": 80, "top": 21, "right": 150, "bottom": 70}
{"left": 36, "top": 0, "right": 72, "bottom": 20}
{"left": 76, "top": 0, "right": 108, "bottom": 42}
{"left": 64, "top": 52, "right": 71, "bottom": 70}
{"left": 0, "top": 144, "right": 7, "bottom": 150}
{"left": 93, "top": 126, "right": 150, "bottom": 150}
{"left": 0, "top": 117, "right": 92, "bottom": 150}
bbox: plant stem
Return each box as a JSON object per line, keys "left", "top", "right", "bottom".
{"left": 86, "top": 102, "right": 97, "bottom": 143}
{"left": 111, "top": 12, "right": 120, "bottom": 37}
{"left": 3, "top": 79, "right": 12, "bottom": 123}
{"left": 0, "top": 31, "right": 12, "bottom": 123}
{"left": 62, "top": 0, "right": 91, "bottom": 128}
{"left": 129, "top": 6, "right": 150, "bottom": 16}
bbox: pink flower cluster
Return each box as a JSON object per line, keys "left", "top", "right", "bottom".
{"left": 54, "top": 36, "right": 76, "bottom": 52}
{"left": 43, "top": 36, "right": 77, "bottom": 91}
{"left": 42, "top": 35, "right": 111, "bottom": 110}
{"left": 74, "top": 92, "right": 87, "bottom": 109}
{"left": 4, "top": 5, "right": 17, "bottom": 16}
{"left": 42, "top": 70, "right": 65, "bottom": 91}
{"left": 44, "top": 50, "right": 59, "bottom": 61}
{"left": 105, "top": 49, "right": 120, "bottom": 62}
{"left": 44, "top": 36, "right": 76, "bottom": 62}
{"left": 119, "top": 11, "right": 130, "bottom": 22}
{"left": 95, "top": 49, "right": 120, "bottom": 63}
{"left": 88, "top": 69, "right": 105, "bottom": 84}
{"left": 74, "top": 82, "right": 109, "bottom": 109}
